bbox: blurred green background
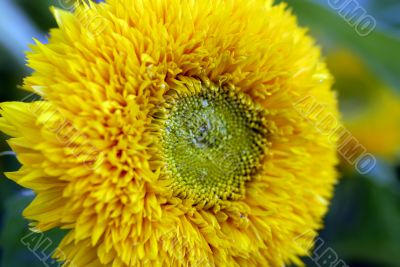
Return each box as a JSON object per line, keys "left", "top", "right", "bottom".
{"left": 0, "top": 0, "right": 399, "bottom": 266}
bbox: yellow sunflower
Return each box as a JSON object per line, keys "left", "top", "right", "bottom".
{"left": 328, "top": 49, "right": 400, "bottom": 161}
{"left": 0, "top": 0, "right": 339, "bottom": 266}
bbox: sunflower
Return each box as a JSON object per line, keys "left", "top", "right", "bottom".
{"left": 0, "top": 0, "right": 339, "bottom": 266}
{"left": 328, "top": 49, "right": 400, "bottom": 161}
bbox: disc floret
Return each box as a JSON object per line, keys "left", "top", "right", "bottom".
{"left": 158, "top": 80, "right": 268, "bottom": 206}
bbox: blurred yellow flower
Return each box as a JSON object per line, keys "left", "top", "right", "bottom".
{"left": 0, "top": 0, "right": 339, "bottom": 266}
{"left": 328, "top": 50, "right": 400, "bottom": 161}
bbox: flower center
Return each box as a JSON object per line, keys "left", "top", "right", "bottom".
{"left": 160, "top": 81, "right": 268, "bottom": 205}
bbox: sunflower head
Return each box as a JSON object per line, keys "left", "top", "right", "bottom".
{"left": 0, "top": 0, "right": 339, "bottom": 266}
{"left": 328, "top": 49, "right": 400, "bottom": 161}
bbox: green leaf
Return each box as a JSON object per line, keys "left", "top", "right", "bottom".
{"left": 0, "top": 191, "right": 67, "bottom": 267}
{"left": 321, "top": 175, "right": 400, "bottom": 266}
{"left": 284, "top": 0, "right": 400, "bottom": 92}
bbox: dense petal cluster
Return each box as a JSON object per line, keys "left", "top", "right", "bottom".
{"left": 0, "top": 0, "right": 339, "bottom": 266}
